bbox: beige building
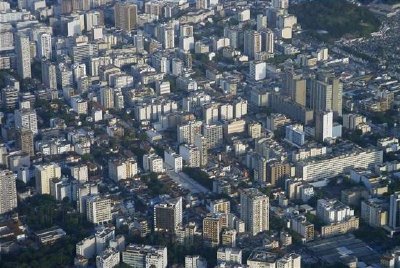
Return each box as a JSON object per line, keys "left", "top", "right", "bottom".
{"left": 320, "top": 217, "right": 359, "bottom": 238}
{"left": 203, "top": 213, "right": 223, "bottom": 246}
{"left": 35, "top": 163, "right": 62, "bottom": 195}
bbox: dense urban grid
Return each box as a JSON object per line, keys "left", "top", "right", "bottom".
{"left": 1, "top": 0, "right": 400, "bottom": 267}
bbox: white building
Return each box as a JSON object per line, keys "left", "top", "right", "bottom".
{"left": 164, "top": 150, "right": 183, "bottom": 172}
{"left": 185, "top": 255, "right": 207, "bottom": 268}
{"left": 86, "top": 196, "right": 112, "bottom": 225}
{"left": 96, "top": 247, "right": 120, "bottom": 268}
{"left": 108, "top": 158, "right": 138, "bottom": 181}
{"left": 122, "top": 244, "right": 168, "bottom": 268}
{"left": 179, "top": 144, "right": 201, "bottom": 168}
{"left": 240, "top": 188, "right": 269, "bottom": 236}
{"left": 250, "top": 61, "right": 266, "bottom": 81}
{"left": 317, "top": 199, "right": 354, "bottom": 224}
{"left": 217, "top": 247, "right": 242, "bottom": 264}
{"left": 143, "top": 153, "right": 164, "bottom": 173}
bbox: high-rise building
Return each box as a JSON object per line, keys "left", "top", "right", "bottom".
{"left": 284, "top": 70, "right": 306, "bottom": 106}
{"left": 266, "top": 161, "right": 291, "bottom": 186}
{"left": 308, "top": 74, "right": 342, "bottom": 118}
{"left": 154, "top": 197, "right": 183, "bottom": 233}
{"left": 122, "top": 244, "right": 168, "bottom": 268}
{"left": 35, "top": 163, "right": 62, "bottom": 195}
{"left": 100, "top": 87, "right": 114, "bottom": 109}
{"left": 389, "top": 192, "right": 400, "bottom": 229}
{"left": 244, "top": 30, "right": 261, "bottom": 59}
{"left": 41, "top": 60, "right": 57, "bottom": 89}
{"left": 240, "top": 188, "right": 269, "bottom": 236}
{"left": 86, "top": 195, "right": 112, "bottom": 225}
{"left": 315, "top": 110, "right": 333, "bottom": 142}
{"left": 114, "top": 2, "right": 137, "bottom": 32}
{"left": 37, "top": 33, "right": 52, "bottom": 60}
{"left": 0, "top": 170, "right": 17, "bottom": 215}
{"left": 260, "top": 28, "right": 274, "bottom": 54}
{"left": 194, "top": 135, "right": 208, "bottom": 167}
{"left": 203, "top": 124, "right": 223, "bottom": 149}
{"left": 16, "top": 128, "right": 34, "bottom": 157}
{"left": 158, "top": 25, "right": 175, "bottom": 49}
{"left": 14, "top": 108, "right": 38, "bottom": 134}
{"left": 177, "top": 120, "right": 202, "bottom": 145}
{"left": 203, "top": 213, "right": 222, "bottom": 246}
{"left": 272, "top": 0, "right": 289, "bottom": 9}
{"left": 15, "top": 33, "right": 31, "bottom": 79}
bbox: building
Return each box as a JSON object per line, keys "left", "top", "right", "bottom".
{"left": 285, "top": 124, "right": 305, "bottom": 146}
{"left": 320, "top": 217, "right": 359, "bottom": 238}
{"left": 108, "top": 157, "right": 138, "bottom": 181}
{"left": 100, "top": 87, "right": 114, "bottom": 109}
{"left": 96, "top": 247, "right": 120, "bottom": 268}
{"left": 290, "top": 215, "right": 314, "bottom": 242}
{"left": 209, "top": 199, "right": 231, "bottom": 214}
{"left": 308, "top": 74, "right": 342, "bottom": 118}
{"left": 15, "top": 33, "right": 31, "bottom": 79}
{"left": 244, "top": 30, "right": 261, "bottom": 59}
{"left": 284, "top": 70, "right": 306, "bottom": 106}
{"left": 389, "top": 192, "right": 400, "bottom": 230}
{"left": 177, "top": 121, "right": 203, "bottom": 145}
{"left": 203, "top": 213, "right": 223, "bottom": 246}
{"left": 203, "top": 123, "right": 223, "bottom": 149}
{"left": 248, "top": 122, "right": 262, "bottom": 139}
{"left": 221, "top": 229, "right": 237, "bottom": 247}
{"left": 76, "top": 235, "right": 96, "bottom": 259}
{"left": 361, "top": 198, "right": 388, "bottom": 227}
{"left": 154, "top": 197, "right": 183, "bottom": 233}
{"left": 296, "top": 144, "right": 383, "bottom": 181}
{"left": 317, "top": 199, "right": 355, "bottom": 224}
{"left": 41, "top": 60, "right": 57, "bottom": 89}
{"left": 16, "top": 128, "right": 34, "bottom": 156}
{"left": 0, "top": 170, "right": 17, "bottom": 215}
{"left": 315, "top": 110, "right": 333, "bottom": 142}
{"left": 240, "top": 188, "right": 269, "bottom": 236}
{"left": 35, "top": 163, "right": 62, "bottom": 195}
{"left": 164, "top": 150, "right": 183, "bottom": 172}
{"left": 217, "top": 247, "right": 242, "bottom": 264}
{"left": 143, "top": 153, "right": 164, "bottom": 173}
{"left": 14, "top": 108, "right": 38, "bottom": 134}
{"left": 250, "top": 61, "right": 267, "bottom": 81}
{"left": 86, "top": 196, "right": 111, "bottom": 225}
{"left": 122, "top": 244, "right": 168, "bottom": 268}
{"left": 179, "top": 144, "right": 201, "bottom": 168}
{"left": 266, "top": 161, "right": 291, "bottom": 186}
{"left": 185, "top": 255, "right": 207, "bottom": 268}
{"left": 38, "top": 33, "right": 52, "bottom": 60}
{"left": 114, "top": 2, "right": 137, "bottom": 32}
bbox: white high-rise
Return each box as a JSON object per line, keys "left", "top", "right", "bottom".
{"left": 38, "top": 33, "right": 52, "bottom": 59}
{"left": 240, "top": 188, "right": 269, "bottom": 236}
{"left": 0, "top": 170, "right": 17, "bottom": 215}
{"left": 315, "top": 110, "right": 333, "bottom": 142}
{"left": 15, "top": 33, "right": 31, "bottom": 79}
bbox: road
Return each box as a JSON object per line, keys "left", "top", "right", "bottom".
{"left": 165, "top": 167, "right": 209, "bottom": 194}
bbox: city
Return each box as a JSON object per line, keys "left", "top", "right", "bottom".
{"left": 1, "top": 0, "right": 400, "bottom": 267}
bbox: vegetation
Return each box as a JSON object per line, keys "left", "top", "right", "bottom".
{"left": 182, "top": 167, "right": 213, "bottom": 190}
{"left": 1, "top": 195, "right": 94, "bottom": 267}
{"left": 141, "top": 172, "right": 169, "bottom": 196}
{"left": 290, "top": 0, "right": 381, "bottom": 40}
